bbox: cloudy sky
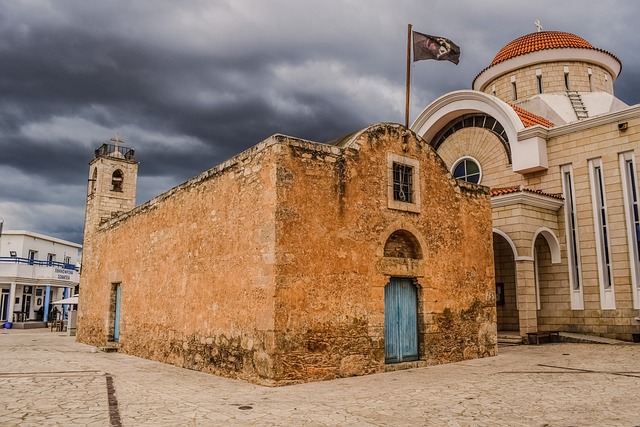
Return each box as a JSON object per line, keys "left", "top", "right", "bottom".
{"left": 1, "top": 0, "right": 639, "bottom": 244}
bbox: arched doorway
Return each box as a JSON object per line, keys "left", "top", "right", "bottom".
{"left": 532, "top": 230, "right": 563, "bottom": 331}
{"left": 493, "top": 231, "right": 518, "bottom": 331}
{"left": 382, "top": 229, "right": 422, "bottom": 363}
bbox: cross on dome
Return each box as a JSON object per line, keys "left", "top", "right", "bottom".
{"left": 534, "top": 20, "right": 543, "bottom": 32}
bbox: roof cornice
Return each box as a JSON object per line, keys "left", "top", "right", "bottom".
{"left": 492, "top": 191, "right": 564, "bottom": 211}
{"left": 2, "top": 230, "right": 82, "bottom": 248}
{"left": 547, "top": 104, "right": 640, "bottom": 138}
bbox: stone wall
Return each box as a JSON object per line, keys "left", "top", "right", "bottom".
{"left": 544, "top": 116, "right": 640, "bottom": 339}
{"left": 78, "top": 142, "right": 280, "bottom": 384}
{"left": 481, "top": 61, "right": 614, "bottom": 102}
{"left": 272, "top": 124, "right": 497, "bottom": 382}
{"left": 436, "top": 127, "right": 519, "bottom": 189}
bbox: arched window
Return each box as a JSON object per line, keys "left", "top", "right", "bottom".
{"left": 452, "top": 157, "right": 482, "bottom": 184}
{"left": 111, "top": 170, "right": 124, "bottom": 192}
{"left": 89, "top": 168, "right": 98, "bottom": 194}
{"left": 384, "top": 230, "right": 422, "bottom": 259}
{"left": 430, "top": 113, "right": 511, "bottom": 164}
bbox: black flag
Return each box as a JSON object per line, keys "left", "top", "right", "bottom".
{"left": 413, "top": 31, "right": 460, "bottom": 64}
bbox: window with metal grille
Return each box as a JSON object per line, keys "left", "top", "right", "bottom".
{"left": 393, "top": 163, "right": 413, "bottom": 203}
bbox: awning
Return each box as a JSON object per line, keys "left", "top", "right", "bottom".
{"left": 51, "top": 295, "right": 79, "bottom": 305}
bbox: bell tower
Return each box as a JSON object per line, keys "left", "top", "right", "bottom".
{"left": 84, "top": 134, "right": 139, "bottom": 234}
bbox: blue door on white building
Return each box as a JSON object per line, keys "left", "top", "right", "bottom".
{"left": 384, "top": 277, "right": 418, "bottom": 363}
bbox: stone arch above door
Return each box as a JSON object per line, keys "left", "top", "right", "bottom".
{"left": 377, "top": 223, "right": 426, "bottom": 278}
{"left": 377, "top": 223, "right": 427, "bottom": 258}
{"left": 383, "top": 230, "right": 423, "bottom": 259}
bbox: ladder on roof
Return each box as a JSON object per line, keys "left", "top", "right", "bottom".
{"left": 567, "top": 91, "right": 589, "bottom": 120}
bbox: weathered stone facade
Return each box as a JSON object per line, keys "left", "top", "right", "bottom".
{"left": 77, "top": 123, "right": 497, "bottom": 385}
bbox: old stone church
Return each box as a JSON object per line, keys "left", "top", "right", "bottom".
{"left": 77, "top": 124, "right": 497, "bottom": 385}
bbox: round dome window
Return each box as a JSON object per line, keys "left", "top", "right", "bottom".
{"left": 452, "top": 157, "right": 482, "bottom": 184}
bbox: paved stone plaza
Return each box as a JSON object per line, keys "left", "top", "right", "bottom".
{"left": 1, "top": 329, "right": 639, "bottom": 426}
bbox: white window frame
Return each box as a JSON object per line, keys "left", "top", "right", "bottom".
{"left": 451, "top": 156, "right": 482, "bottom": 185}
{"left": 534, "top": 246, "right": 541, "bottom": 310}
{"left": 387, "top": 153, "right": 420, "bottom": 213}
{"left": 588, "top": 158, "right": 616, "bottom": 309}
{"left": 536, "top": 69, "right": 543, "bottom": 94}
{"left": 28, "top": 250, "right": 37, "bottom": 265}
{"left": 560, "top": 164, "right": 584, "bottom": 309}
{"left": 619, "top": 151, "right": 640, "bottom": 308}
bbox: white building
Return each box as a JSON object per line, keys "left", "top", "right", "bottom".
{"left": 0, "top": 229, "right": 81, "bottom": 325}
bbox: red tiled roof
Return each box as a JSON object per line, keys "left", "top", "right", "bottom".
{"left": 508, "top": 104, "right": 554, "bottom": 128}
{"left": 491, "top": 31, "right": 598, "bottom": 65}
{"left": 473, "top": 31, "right": 621, "bottom": 89}
{"left": 491, "top": 185, "right": 563, "bottom": 200}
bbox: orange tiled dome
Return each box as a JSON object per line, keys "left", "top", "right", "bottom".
{"left": 491, "top": 31, "right": 595, "bottom": 66}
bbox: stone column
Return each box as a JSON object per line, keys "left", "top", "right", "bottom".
{"left": 515, "top": 259, "right": 538, "bottom": 336}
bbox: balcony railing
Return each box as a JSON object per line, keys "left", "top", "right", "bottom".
{"left": 95, "top": 143, "right": 136, "bottom": 161}
{"left": 0, "top": 257, "right": 78, "bottom": 270}
{"left": 0, "top": 257, "right": 80, "bottom": 284}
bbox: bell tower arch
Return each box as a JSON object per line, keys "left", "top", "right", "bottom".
{"left": 84, "top": 134, "right": 138, "bottom": 234}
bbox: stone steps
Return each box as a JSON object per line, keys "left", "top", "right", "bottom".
{"left": 556, "top": 332, "right": 630, "bottom": 345}
{"left": 99, "top": 342, "right": 119, "bottom": 353}
{"left": 9, "top": 321, "right": 48, "bottom": 330}
{"left": 497, "top": 334, "right": 523, "bottom": 345}
{"left": 498, "top": 331, "right": 633, "bottom": 346}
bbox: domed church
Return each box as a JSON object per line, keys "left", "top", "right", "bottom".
{"left": 412, "top": 29, "right": 640, "bottom": 341}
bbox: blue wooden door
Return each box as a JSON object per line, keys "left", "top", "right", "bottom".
{"left": 113, "top": 284, "right": 121, "bottom": 342}
{"left": 385, "top": 278, "right": 418, "bottom": 363}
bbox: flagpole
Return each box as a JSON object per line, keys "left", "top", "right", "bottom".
{"left": 405, "top": 24, "right": 412, "bottom": 129}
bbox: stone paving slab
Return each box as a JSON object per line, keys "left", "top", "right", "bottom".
{"left": 1, "top": 329, "right": 639, "bottom": 426}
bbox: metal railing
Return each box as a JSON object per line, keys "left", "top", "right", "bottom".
{"left": 94, "top": 143, "right": 136, "bottom": 161}
{"left": 0, "top": 257, "right": 78, "bottom": 271}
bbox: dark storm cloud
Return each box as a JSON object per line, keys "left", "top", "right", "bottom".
{"left": 1, "top": 0, "right": 640, "bottom": 244}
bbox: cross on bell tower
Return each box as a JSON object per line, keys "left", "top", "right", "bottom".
{"left": 110, "top": 133, "right": 122, "bottom": 154}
